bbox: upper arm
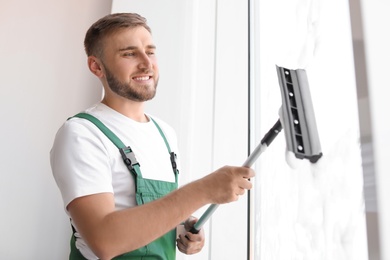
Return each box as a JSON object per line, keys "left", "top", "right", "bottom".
{"left": 50, "top": 119, "right": 114, "bottom": 209}
{"left": 68, "top": 192, "right": 116, "bottom": 255}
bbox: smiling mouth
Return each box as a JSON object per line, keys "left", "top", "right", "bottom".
{"left": 133, "top": 76, "right": 151, "bottom": 81}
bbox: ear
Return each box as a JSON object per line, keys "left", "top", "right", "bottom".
{"left": 88, "top": 56, "right": 104, "bottom": 78}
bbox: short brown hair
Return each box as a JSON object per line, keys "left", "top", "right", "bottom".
{"left": 84, "top": 13, "right": 151, "bottom": 58}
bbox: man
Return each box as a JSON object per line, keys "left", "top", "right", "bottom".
{"left": 50, "top": 13, "right": 254, "bottom": 260}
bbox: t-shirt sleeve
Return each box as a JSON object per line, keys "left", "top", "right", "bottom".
{"left": 50, "top": 119, "right": 114, "bottom": 210}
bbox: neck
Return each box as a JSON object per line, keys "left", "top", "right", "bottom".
{"left": 101, "top": 97, "right": 148, "bottom": 123}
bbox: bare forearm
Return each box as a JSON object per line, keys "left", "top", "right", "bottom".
{"left": 81, "top": 179, "right": 208, "bottom": 259}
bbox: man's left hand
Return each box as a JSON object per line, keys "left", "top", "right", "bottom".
{"left": 176, "top": 216, "right": 205, "bottom": 255}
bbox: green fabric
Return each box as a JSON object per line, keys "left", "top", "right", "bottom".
{"left": 70, "top": 235, "right": 87, "bottom": 260}
{"left": 68, "top": 113, "right": 179, "bottom": 260}
{"left": 115, "top": 177, "right": 178, "bottom": 260}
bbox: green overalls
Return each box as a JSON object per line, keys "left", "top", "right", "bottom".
{"left": 69, "top": 113, "right": 179, "bottom": 260}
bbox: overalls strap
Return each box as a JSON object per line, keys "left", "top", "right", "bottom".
{"left": 150, "top": 118, "right": 179, "bottom": 181}
{"left": 72, "top": 113, "right": 143, "bottom": 179}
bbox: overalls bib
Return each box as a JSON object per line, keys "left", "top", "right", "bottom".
{"left": 69, "top": 113, "right": 179, "bottom": 260}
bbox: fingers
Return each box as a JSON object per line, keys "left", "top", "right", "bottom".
{"left": 237, "top": 187, "right": 246, "bottom": 196}
{"left": 239, "top": 166, "right": 255, "bottom": 179}
{"left": 184, "top": 216, "right": 197, "bottom": 232}
{"left": 225, "top": 165, "right": 254, "bottom": 183}
{"left": 231, "top": 166, "right": 254, "bottom": 197}
{"left": 183, "top": 231, "right": 203, "bottom": 242}
{"left": 177, "top": 237, "right": 201, "bottom": 254}
{"left": 201, "top": 165, "right": 255, "bottom": 204}
{"left": 177, "top": 218, "right": 205, "bottom": 255}
{"left": 239, "top": 177, "right": 253, "bottom": 191}
{"left": 176, "top": 230, "right": 205, "bottom": 255}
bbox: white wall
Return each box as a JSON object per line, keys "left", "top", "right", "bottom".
{"left": 0, "top": 1, "right": 111, "bottom": 258}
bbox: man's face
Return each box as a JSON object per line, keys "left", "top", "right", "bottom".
{"left": 100, "top": 26, "right": 159, "bottom": 102}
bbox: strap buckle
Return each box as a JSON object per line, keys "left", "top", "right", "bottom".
{"left": 120, "top": 147, "right": 140, "bottom": 171}
{"left": 170, "top": 152, "right": 178, "bottom": 173}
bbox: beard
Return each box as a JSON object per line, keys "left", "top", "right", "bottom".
{"left": 104, "top": 64, "right": 158, "bottom": 102}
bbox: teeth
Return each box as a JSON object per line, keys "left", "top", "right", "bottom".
{"left": 134, "top": 76, "right": 149, "bottom": 81}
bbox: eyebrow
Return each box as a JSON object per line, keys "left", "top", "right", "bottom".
{"left": 118, "top": 45, "right": 156, "bottom": 52}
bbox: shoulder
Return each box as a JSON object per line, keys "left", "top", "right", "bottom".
{"left": 51, "top": 110, "right": 114, "bottom": 161}
{"left": 56, "top": 103, "right": 115, "bottom": 142}
{"left": 55, "top": 116, "right": 105, "bottom": 144}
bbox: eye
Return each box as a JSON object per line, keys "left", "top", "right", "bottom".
{"left": 147, "top": 51, "right": 155, "bottom": 56}
{"left": 123, "top": 52, "right": 135, "bottom": 57}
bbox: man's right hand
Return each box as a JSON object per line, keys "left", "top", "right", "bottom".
{"left": 198, "top": 165, "right": 255, "bottom": 204}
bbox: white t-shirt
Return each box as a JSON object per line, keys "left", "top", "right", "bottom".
{"left": 50, "top": 103, "right": 180, "bottom": 259}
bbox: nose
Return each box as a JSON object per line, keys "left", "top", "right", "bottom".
{"left": 138, "top": 53, "right": 152, "bottom": 70}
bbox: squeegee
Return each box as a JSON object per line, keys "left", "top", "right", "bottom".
{"left": 189, "top": 65, "right": 323, "bottom": 234}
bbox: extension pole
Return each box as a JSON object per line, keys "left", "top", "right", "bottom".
{"left": 190, "top": 120, "right": 282, "bottom": 234}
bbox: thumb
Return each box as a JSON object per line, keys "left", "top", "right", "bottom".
{"left": 184, "top": 216, "right": 198, "bottom": 231}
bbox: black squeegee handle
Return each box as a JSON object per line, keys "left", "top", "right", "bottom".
{"left": 260, "top": 119, "right": 282, "bottom": 146}
{"left": 189, "top": 119, "right": 282, "bottom": 234}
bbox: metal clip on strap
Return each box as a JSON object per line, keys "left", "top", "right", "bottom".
{"left": 120, "top": 146, "right": 140, "bottom": 171}
{"left": 170, "top": 152, "right": 177, "bottom": 173}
